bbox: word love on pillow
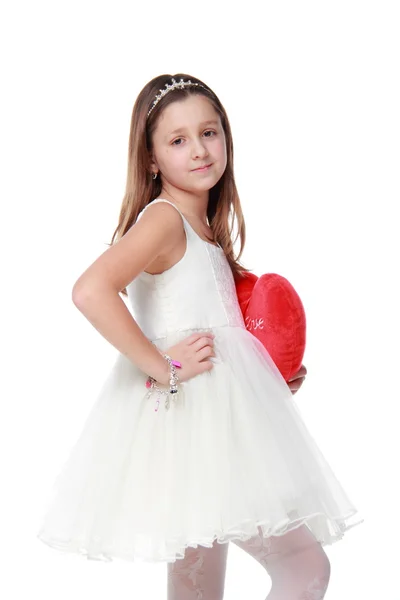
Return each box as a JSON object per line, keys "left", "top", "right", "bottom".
{"left": 235, "top": 272, "right": 306, "bottom": 382}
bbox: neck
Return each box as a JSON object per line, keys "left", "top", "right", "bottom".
{"left": 158, "top": 190, "right": 209, "bottom": 223}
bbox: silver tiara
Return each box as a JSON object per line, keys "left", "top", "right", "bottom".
{"left": 147, "top": 77, "right": 207, "bottom": 117}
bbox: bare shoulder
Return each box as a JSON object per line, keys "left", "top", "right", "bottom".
{"left": 138, "top": 200, "right": 184, "bottom": 230}
{"left": 72, "top": 201, "right": 186, "bottom": 300}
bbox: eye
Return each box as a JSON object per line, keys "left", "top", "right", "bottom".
{"left": 171, "top": 130, "right": 216, "bottom": 146}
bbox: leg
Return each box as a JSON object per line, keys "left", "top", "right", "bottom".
{"left": 232, "top": 524, "right": 331, "bottom": 600}
{"left": 167, "top": 540, "right": 229, "bottom": 600}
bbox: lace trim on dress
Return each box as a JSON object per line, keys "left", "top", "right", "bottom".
{"left": 206, "top": 245, "right": 245, "bottom": 328}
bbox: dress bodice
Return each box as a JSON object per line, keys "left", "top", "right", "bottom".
{"left": 126, "top": 198, "right": 245, "bottom": 341}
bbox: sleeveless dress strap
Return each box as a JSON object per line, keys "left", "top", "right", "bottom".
{"left": 135, "top": 199, "right": 192, "bottom": 251}
{"left": 137, "top": 198, "right": 222, "bottom": 249}
{"left": 150, "top": 198, "right": 184, "bottom": 216}
{"left": 137, "top": 198, "right": 186, "bottom": 224}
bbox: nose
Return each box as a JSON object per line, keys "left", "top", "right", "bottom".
{"left": 191, "top": 137, "right": 209, "bottom": 159}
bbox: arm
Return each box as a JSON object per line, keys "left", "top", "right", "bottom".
{"left": 71, "top": 203, "right": 185, "bottom": 384}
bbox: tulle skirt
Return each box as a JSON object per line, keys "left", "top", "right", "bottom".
{"left": 37, "top": 325, "right": 364, "bottom": 564}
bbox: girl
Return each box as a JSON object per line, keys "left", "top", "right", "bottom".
{"left": 37, "top": 73, "right": 363, "bottom": 599}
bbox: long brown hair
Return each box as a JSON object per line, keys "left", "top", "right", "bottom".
{"left": 109, "top": 73, "right": 252, "bottom": 296}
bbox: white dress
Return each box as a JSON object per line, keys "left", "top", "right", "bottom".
{"left": 37, "top": 198, "right": 364, "bottom": 564}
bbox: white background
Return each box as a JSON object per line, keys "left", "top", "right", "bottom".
{"left": 1, "top": 1, "right": 399, "bottom": 598}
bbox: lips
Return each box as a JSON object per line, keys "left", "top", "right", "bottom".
{"left": 193, "top": 163, "right": 212, "bottom": 171}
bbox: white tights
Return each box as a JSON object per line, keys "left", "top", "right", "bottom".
{"left": 167, "top": 524, "right": 331, "bottom": 600}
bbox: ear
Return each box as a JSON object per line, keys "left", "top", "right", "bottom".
{"left": 148, "top": 150, "right": 159, "bottom": 173}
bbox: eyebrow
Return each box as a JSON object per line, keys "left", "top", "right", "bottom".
{"left": 167, "top": 120, "right": 220, "bottom": 137}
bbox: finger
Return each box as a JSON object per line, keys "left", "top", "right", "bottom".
{"left": 199, "top": 360, "right": 214, "bottom": 372}
{"left": 288, "top": 375, "right": 304, "bottom": 387}
{"left": 196, "top": 345, "right": 215, "bottom": 361}
{"left": 188, "top": 332, "right": 215, "bottom": 345}
{"left": 192, "top": 337, "right": 215, "bottom": 353}
{"left": 288, "top": 377, "right": 305, "bottom": 391}
{"left": 288, "top": 365, "right": 307, "bottom": 382}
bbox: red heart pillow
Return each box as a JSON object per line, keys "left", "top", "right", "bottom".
{"left": 236, "top": 273, "right": 306, "bottom": 382}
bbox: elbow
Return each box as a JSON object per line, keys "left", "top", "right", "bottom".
{"left": 72, "top": 277, "right": 116, "bottom": 309}
{"left": 71, "top": 278, "right": 93, "bottom": 310}
{"left": 71, "top": 281, "right": 84, "bottom": 309}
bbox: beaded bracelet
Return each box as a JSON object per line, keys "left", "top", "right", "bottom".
{"left": 144, "top": 354, "right": 182, "bottom": 412}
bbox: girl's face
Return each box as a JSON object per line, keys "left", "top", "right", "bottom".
{"left": 150, "top": 95, "right": 227, "bottom": 199}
